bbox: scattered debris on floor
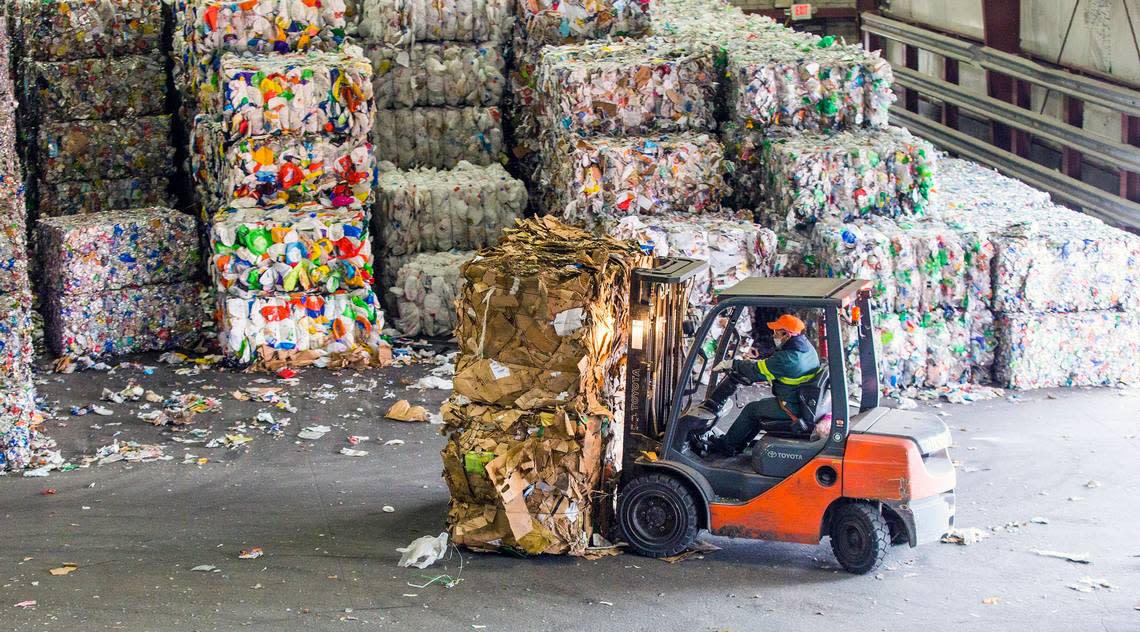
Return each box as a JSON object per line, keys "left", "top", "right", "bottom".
{"left": 190, "top": 565, "right": 218, "bottom": 572}
{"left": 661, "top": 540, "right": 721, "bottom": 563}
{"left": 1067, "top": 577, "right": 1113, "bottom": 592}
{"left": 398, "top": 533, "right": 449, "bottom": 569}
{"left": 339, "top": 447, "right": 369, "bottom": 457}
{"left": 941, "top": 528, "right": 990, "bottom": 546}
{"left": 49, "top": 563, "right": 78, "bottom": 576}
{"left": 238, "top": 547, "right": 263, "bottom": 560}
{"left": 386, "top": 399, "right": 429, "bottom": 422}
{"left": 1030, "top": 549, "right": 1091, "bottom": 564}
{"left": 81, "top": 441, "right": 169, "bottom": 466}
{"left": 298, "top": 425, "right": 331, "bottom": 440}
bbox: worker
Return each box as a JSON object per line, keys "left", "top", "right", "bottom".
{"left": 706, "top": 314, "right": 820, "bottom": 456}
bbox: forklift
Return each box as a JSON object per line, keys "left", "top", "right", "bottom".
{"left": 618, "top": 259, "right": 956, "bottom": 574}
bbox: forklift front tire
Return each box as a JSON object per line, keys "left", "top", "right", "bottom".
{"left": 619, "top": 473, "right": 699, "bottom": 558}
{"left": 829, "top": 502, "right": 890, "bottom": 575}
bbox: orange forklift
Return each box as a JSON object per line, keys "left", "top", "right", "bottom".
{"left": 617, "top": 260, "right": 956, "bottom": 574}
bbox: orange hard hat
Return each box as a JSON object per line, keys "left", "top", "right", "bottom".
{"left": 767, "top": 314, "right": 806, "bottom": 335}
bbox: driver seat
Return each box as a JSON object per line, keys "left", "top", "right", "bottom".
{"left": 751, "top": 366, "right": 832, "bottom": 476}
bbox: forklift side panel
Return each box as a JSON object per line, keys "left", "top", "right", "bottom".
{"left": 884, "top": 492, "right": 956, "bottom": 547}
{"left": 844, "top": 434, "right": 956, "bottom": 502}
{"left": 709, "top": 457, "right": 843, "bottom": 544}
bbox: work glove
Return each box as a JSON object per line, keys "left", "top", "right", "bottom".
{"left": 711, "top": 359, "right": 733, "bottom": 373}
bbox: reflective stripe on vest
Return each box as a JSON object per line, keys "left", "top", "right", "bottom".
{"left": 756, "top": 359, "right": 818, "bottom": 386}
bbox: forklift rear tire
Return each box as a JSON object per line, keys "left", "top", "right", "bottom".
{"left": 619, "top": 473, "right": 699, "bottom": 558}
{"left": 829, "top": 502, "right": 890, "bottom": 575}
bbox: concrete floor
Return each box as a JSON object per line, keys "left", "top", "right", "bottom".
{"left": 2, "top": 354, "right": 1138, "bottom": 631}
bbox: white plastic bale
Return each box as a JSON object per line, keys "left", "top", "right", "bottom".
{"left": 996, "top": 311, "right": 1140, "bottom": 389}
{"left": 540, "top": 132, "right": 728, "bottom": 228}
{"left": 366, "top": 43, "right": 505, "bottom": 108}
{"left": 181, "top": 0, "right": 349, "bottom": 57}
{"left": 372, "top": 107, "right": 504, "bottom": 169}
{"left": 516, "top": 0, "right": 651, "bottom": 46}
{"left": 374, "top": 161, "right": 525, "bottom": 259}
{"left": 391, "top": 250, "right": 471, "bottom": 337}
{"left": 358, "top": 0, "right": 513, "bottom": 45}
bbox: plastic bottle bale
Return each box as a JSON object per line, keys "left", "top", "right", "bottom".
{"left": 0, "top": 379, "right": 39, "bottom": 472}
{"left": 540, "top": 132, "right": 728, "bottom": 227}
{"left": 367, "top": 42, "right": 506, "bottom": 109}
{"left": 38, "top": 208, "right": 200, "bottom": 296}
{"left": 534, "top": 37, "right": 716, "bottom": 137}
{"left": 215, "top": 135, "right": 376, "bottom": 208}
{"left": 372, "top": 106, "right": 503, "bottom": 169}
{"left": 217, "top": 289, "right": 386, "bottom": 368}
{"left": 517, "top": 0, "right": 651, "bottom": 46}
{"left": 759, "top": 127, "right": 937, "bottom": 225}
{"left": 0, "top": 212, "right": 29, "bottom": 295}
{"left": 0, "top": 290, "right": 35, "bottom": 385}
{"left": 23, "top": 56, "right": 168, "bottom": 122}
{"left": 996, "top": 311, "right": 1140, "bottom": 389}
{"left": 220, "top": 47, "right": 374, "bottom": 142}
{"left": 35, "top": 116, "right": 174, "bottom": 183}
{"left": 46, "top": 281, "right": 206, "bottom": 359}
{"left": 210, "top": 203, "right": 373, "bottom": 298}
{"left": 36, "top": 176, "right": 172, "bottom": 217}
{"left": 181, "top": 0, "right": 349, "bottom": 58}
{"left": 16, "top": 0, "right": 163, "bottom": 61}
{"left": 391, "top": 250, "right": 471, "bottom": 338}
{"left": 358, "top": 0, "right": 513, "bottom": 46}
{"left": 374, "top": 161, "right": 525, "bottom": 262}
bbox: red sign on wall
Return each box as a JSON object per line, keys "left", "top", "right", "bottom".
{"left": 790, "top": 3, "right": 813, "bottom": 20}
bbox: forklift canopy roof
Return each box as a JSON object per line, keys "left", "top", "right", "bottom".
{"left": 716, "top": 277, "right": 870, "bottom": 307}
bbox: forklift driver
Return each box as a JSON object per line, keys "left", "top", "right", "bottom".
{"left": 706, "top": 314, "right": 820, "bottom": 456}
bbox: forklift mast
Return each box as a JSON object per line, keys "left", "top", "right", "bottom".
{"left": 623, "top": 258, "right": 707, "bottom": 449}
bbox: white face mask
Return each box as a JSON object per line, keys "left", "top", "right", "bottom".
{"left": 773, "top": 331, "right": 790, "bottom": 347}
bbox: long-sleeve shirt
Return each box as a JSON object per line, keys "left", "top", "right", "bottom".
{"left": 733, "top": 334, "right": 820, "bottom": 401}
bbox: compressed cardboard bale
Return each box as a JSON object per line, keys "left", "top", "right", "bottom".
{"left": 210, "top": 203, "right": 373, "bottom": 297}
{"left": 366, "top": 42, "right": 506, "bottom": 109}
{"left": 373, "top": 106, "right": 504, "bottom": 169}
{"left": 220, "top": 47, "right": 374, "bottom": 142}
{"left": 0, "top": 290, "right": 35, "bottom": 384}
{"left": 16, "top": 0, "right": 163, "bottom": 61}
{"left": 357, "top": 0, "right": 513, "bottom": 45}
{"left": 36, "top": 115, "right": 174, "bottom": 182}
{"left": 181, "top": 0, "right": 349, "bottom": 58}
{"left": 517, "top": 0, "right": 651, "bottom": 46}
{"left": 374, "top": 161, "right": 525, "bottom": 259}
{"left": 23, "top": 56, "right": 167, "bottom": 121}
{"left": 540, "top": 132, "right": 728, "bottom": 227}
{"left": 38, "top": 208, "right": 200, "bottom": 295}
{"left": 217, "top": 288, "right": 385, "bottom": 366}
{"left": 36, "top": 176, "right": 172, "bottom": 217}
{"left": 46, "top": 282, "right": 205, "bottom": 358}
{"left": 760, "top": 127, "right": 936, "bottom": 226}
{"left": 534, "top": 37, "right": 716, "bottom": 137}
{"left": 391, "top": 250, "right": 470, "bottom": 337}
{"left": 996, "top": 311, "right": 1140, "bottom": 389}
{"left": 606, "top": 214, "right": 776, "bottom": 306}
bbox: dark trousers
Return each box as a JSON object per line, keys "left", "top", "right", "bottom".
{"left": 721, "top": 397, "right": 801, "bottom": 453}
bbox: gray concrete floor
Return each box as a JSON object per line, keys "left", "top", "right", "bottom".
{"left": 2, "top": 354, "right": 1139, "bottom": 631}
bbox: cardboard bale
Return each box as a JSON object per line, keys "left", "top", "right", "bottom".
{"left": 23, "top": 56, "right": 167, "bottom": 121}
{"left": 210, "top": 203, "right": 373, "bottom": 297}
{"left": 391, "top": 250, "right": 470, "bottom": 337}
{"left": 540, "top": 132, "right": 728, "bottom": 227}
{"left": 759, "top": 127, "right": 936, "bottom": 227}
{"left": 374, "top": 161, "right": 525, "bottom": 259}
{"left": 36, "top": 115, "right": 174, "bottom": 182}
{"left": 36, "top": 176, "right": 172, "bottom": 217}
{"left": 38, "top": 208, "right": 200, "bottom": 295}
{"left": 358, "top": 0, "right": 513, "bottom": 45}
{"left": 46, "top": 281, "right": 205, "bottom": 358}
{"left": 517, "top": 0, "right": 651, "bottom": 46}
{"left": 367, "top": 42, "right": 506, "bottom": 109}
{"left": 17, "top": 0, "right": 163, "bottom": 61}
{"left": 996, "top": 311, "right": 1140, "bottom": 389}
{"left": 220, "top": 47, "right": 374, "bottom": 142}
{"left": 217, "top": 289, "right": 385, "bottom": 366}
{"left": 373, "top": 106, "right": 504, "bottom": 169}
{"left": 534, "top": 37, "right": 716, "bottom": 137}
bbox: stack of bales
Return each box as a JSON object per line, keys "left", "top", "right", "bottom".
{"left": 441, "top": 216, "right": 647, "bottom": 555}
{"left": 359, "top": 0, "right": 512, "bottom": 168}
{"left": 16, "top": 0, "right": 173, "bottom": 217}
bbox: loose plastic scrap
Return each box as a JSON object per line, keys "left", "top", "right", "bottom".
{"left": 606, "top": 214, "right": 776, "bottom": 306}
{"left": 0, "top": 290, "right": 35, "bottom": 385}
{"left": 540, "top": 132, "right": 728, "bottom": 227}
{"left": 46, "top": 281, "right": 205, "bottom": 358}
{"left": 759, "top": 126, "right": 936, "bottom": 227}
{"left": 220, "top": 47, "right": 374, "bottom": 142}
{"left": 534, "top": 37, "right": 716, "bottom": 137}
{"left": 516, "top": 0, "right": 651, "bottom": 46}
{"left": 367, "top": 42, "right": 505, "bottom": 109}
{"left": 217, "top": 289, "right": 385, "bottom": 366}
{"left": 391, "top": 250, "right": 470, "bottom": 337}
{"left": 38, "top": 208, "right": 200, "bottom": 295}
{"left": 373, "top": 106, "right": 503, "bottom": 169}
{"left": 194, "top": 116, "right": 376, "bottom": 208}
{"left": 36, "top": 176, "right": 172, "bottom": 217}
{"left": 23, "top": 56, "right": 167, "bottom": 121}
{"left": 36, "top": 115, "right": 174, "bottom": 182}
{"left": 374, "top": 161, "right": 525, "bottom": 258}
{"left": 996, "top": 311, "right": 1140, "bottom": 389}
{"left": 357, "top": 0, "right": 513, "bottom": 46}
{"left": 16, "top": 0, "right": 163, "bottom": 61}
{"left": 210, "top": 203, "right": 373, "bottom": 297}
